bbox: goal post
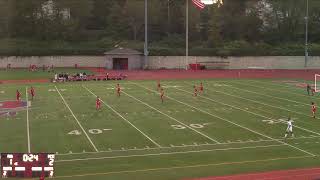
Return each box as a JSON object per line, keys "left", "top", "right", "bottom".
{"left": 315, "top": 74, "right": 320, "bottom": 92}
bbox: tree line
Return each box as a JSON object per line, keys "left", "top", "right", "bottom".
{"left": 0, "top": 0, "right": 319, "bottom": 56}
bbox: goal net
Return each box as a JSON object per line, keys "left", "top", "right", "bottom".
{"left": 315, "top": 74, "right": 320, "bottom": 92}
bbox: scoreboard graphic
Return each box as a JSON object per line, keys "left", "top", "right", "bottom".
{"left": 0, "top": 153, "right": 55, "bottom": 178}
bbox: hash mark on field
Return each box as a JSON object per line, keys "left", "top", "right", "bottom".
{"left": 83, "top": 85, "right": 162, "bottom": 148}
{"left": 55, "top": 86, "right": 99, "bottom": 152}
{"left": 56, "top": 144, "right": 291, "bottom": 163}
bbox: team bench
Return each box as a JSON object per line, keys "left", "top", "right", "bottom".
{"left": 54, "top": 74, "right": 127, "bottom": 82}
{"left": 199, "top": 61, "right": 230, "bottom": 69}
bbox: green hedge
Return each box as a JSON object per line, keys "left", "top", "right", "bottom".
{"left": 0, "top": 39, "right": 320, "bottom": 56}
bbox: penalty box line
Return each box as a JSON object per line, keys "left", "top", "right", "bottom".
{"left": 134, "top": 83, "right": 316, "bottom": 157}
{"left": 82, "top": 85, "right": 162, "bottom": 148}
{"left": 114, "top": 85, "right": 220, "bottom": 144}
{"left": 55, "top": 86, "right": 99, "bottom": 152}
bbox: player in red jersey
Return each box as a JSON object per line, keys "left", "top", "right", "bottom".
{"left": 96, "top": 96, "right": 101, "bottom": 110}
{"left": 193, "top": 85, "right": 198, "bottom": 97}
{"left": 312, "top": 102, "right": 317, "bottom": 118}
{"left": 199, "top": 82, "right": 204, "bottom": 94}
{"left": 16, "top": 90, "right": 21, "bottom": 101}
{"left": 116, "top": 83, "right": 121, "bottom": 97}
{"left": 157, "top": 80, "right": 161, "bottom": 91}
{"left": 160, "top": 88, "right": 164, "bottom": 103}
{"left": 30, "top": 86, "right": 35, "bottom": 100}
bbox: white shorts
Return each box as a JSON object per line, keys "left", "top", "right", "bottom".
{"left": 287, "top": 127, "right": 293, "bottom": 132}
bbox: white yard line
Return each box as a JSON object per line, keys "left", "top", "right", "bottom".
{"left": 120, "top": 89, "right": 220, "bottom": 144}
{"left": 82, "top": 85, "right": 162, "bottom": 148}
{"left": 56, "top": 135, "right": 320, "bottom": 156}
{"left": 56, "top": 144, "right": 287, "bottom": 163}
{"left": 183, "top": 82, "right": 320, "bottom": 136}
{"left": 53, "top": 155, "right": 314, "bottom": 179}
{"left": 55, "top": 86, "right": 99, "bottom": 152}
{"left": 133, "top": 83, "right": 316, "bottom": 157}
{"left": 25, "top": 87, "right": 31, "bottom": 153}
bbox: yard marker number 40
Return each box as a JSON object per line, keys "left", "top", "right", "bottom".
{"left": 68, "top": 129, "right": 112, "bottom": 135}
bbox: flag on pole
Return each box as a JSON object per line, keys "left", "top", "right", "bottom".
{"left": 192, "top": 0, "right": 205, "bottom": 9}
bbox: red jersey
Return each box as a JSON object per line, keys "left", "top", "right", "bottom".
{"left": 16, "top": 91, "right": 21, "bottom": 100}
{"left": 31, "top": 88, "right": 35, "bottom": 96}
{"left": 96, "top": 98, "right": 101, "bottom": 106}
{"left": 117, "top": 86, "right": 121, "bottom": 92}
{"left": 200, "top": 85, "right": 203, "bottom": 91}
{"left": 312, "top": 105, "right": 317, "bottom": 112}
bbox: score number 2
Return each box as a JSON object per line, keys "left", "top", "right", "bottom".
{"left": 48, "top": 154, "right": 55, "bottom": 166}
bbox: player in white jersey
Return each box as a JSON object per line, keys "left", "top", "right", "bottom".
{"left": 284, "top": 116, "right": 294, "bottom": 138}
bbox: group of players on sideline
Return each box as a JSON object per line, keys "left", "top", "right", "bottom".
{"left": 14, "top": 82, "right": 317, "bottom": 141}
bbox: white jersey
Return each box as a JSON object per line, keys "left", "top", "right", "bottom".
{"left": 286, "top": 120, "right": 293, "bottom": 132}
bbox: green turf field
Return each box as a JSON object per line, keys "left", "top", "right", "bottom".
{"left": 0, "top": 68, "right": 92, "bottom": 80}
{"left": 1, "top": 79, "right": 320, "bottom": 180}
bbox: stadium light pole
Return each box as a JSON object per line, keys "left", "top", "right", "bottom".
{"left": 144, "top": 0, "right": 148, "bottom": 69}
{"left": 304, "top": 0, "right": 309, "bottom": 68}
{"left": 186, "top": 0, "right": 189, "bottom": 70}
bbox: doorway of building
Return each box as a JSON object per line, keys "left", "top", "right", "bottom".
{"left": 113, "top": 58, "right": 128, "bottom": 70}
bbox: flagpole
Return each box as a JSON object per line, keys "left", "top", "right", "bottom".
{"left": 185, "top": 0, "right": 189, "bottom": 70}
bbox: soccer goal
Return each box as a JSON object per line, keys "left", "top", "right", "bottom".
{"left": 315, "top": 74, "right": 320, "bottom": 92}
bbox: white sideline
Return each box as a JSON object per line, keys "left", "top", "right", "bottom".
{"left": 25, "top": 87, "right": 31, "bottom": 153}
{"left": 183, "top": 82, "right": 320, "bottom": 136}
{"left": 56, "top": 144, "right": 286, "bottom": 163}
{"left": 133, "top": 83, "right": 316, "bottom": 157}
{"left": 55, "top": 86, "right": 99, "bottom": 152}
{"left": 82, "top": 85, "right": 162, "bottom": 148}
{"left": 56, "top": 136, "right": 320, "bottom": 156}
{"left": 119, "top": 89, "right": 221, "bottom": 144}
{"left": 56, "top": 135, "right": 320, "bottom": 156}
{"left": 52, "top": 155, "right": 313, "bottom": 179}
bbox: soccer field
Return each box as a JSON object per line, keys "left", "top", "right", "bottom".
{"left": 1, "top": 79, "right": 320, "bottom": 180}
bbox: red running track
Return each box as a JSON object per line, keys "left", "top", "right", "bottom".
{"left": 188, "top": 167, "right": 320, "bottom": 180}
{"left": 1, "top": 69, "right": 320, "bottom": 84}
{"left": 86, "top": 68, "right": 320, "bottom": 80}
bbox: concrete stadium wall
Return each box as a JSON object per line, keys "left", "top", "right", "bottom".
{"left": 1, "top": 55, "right": 320, "bottom": 69}
{"left": 147, "top": 56, "right": 320, "bottom": 69}
{"left": 0, "top": 56, "right": 106, "bottom": 68}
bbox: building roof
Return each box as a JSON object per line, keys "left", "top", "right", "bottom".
{"left": 104, "top": 48, "right": 142, "bottom": 55}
